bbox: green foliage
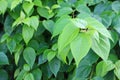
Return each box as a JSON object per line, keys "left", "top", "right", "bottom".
{"left": 0, "top": 0, "right": 120, "bottom": 80}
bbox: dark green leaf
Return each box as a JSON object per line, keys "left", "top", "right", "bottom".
{"left": 0, "top": 69, "right": 8, "bottom": 80}
{"left": 49, "top": 58, "right": 60, "bottom": 77}
{"left": 0, "top": 52, "right": 9, "bottom": 65}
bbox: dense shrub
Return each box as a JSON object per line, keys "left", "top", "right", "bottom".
{"left": 0, "top": 0, "right": 120, "bottom": 80}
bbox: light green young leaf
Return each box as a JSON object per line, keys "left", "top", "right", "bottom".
{"left": 47, "top": 51, "right": 56, "bottom": 62}
{"left": 22, "top": 25, "right": 34, "bottom": 44}
{"left": 11, "top": 0, "right": 22, "bottom": 10}
{"left": 24, "top": 73, "right": 34, "bottom": 80}
{"left": 0, "top": 0, "right": 8, "bottom": 14}
{"left": 23, "top": 64, "right": 30, "bottom": 71}
{"left": 58, "top": 45, "right": 70, "bottom": 63}
{"left": 70, "top": 33, "right": 92, "bottom": 67}
{"left": 34, "top": 0, "right": 42, "bottom": 7}
{"left": 0, "top": 33, "right": 9, "bottom": 43}
{"left": 96, "top": 60, "right": 115, "bottom": 77}
{"left": 85, "top": 17, "right": 112, "bottom": 40}
{"left": 52, "top": 15, "right": 71, "bottom": 38}
{"left": 23, "top": 47, "right": 36, "bottom": 68}
{"left": 49, "top": 58, "right": 60, "bottom": 77}
{"left": 58, "top": 22, "right": 79, "bottom": 53}
{"left": 51, "top": 4, "right": 60, "bottom": 10}
{"left": 0, "top": 52, "right": 9, "bottom": 65}
{"left": 56, "top": 7, "right": 73, "bottom": 17}
{"left": 23, "top": 2, "right": 34, "bottom": 15}
{"left": 24, "top": 0, "right": 32, "bottom": 3}
{"left": 30, "top": 16, "right": 39, "bottom": 30}
{"left": 92, "top": 34, "right": 110, "bottom": 60}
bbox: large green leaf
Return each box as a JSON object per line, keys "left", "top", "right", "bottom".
{"left": 52, "top": 15, "right": 71, "bottom": 37}
{"left": 0, "top": 52, "right": 9, "bottom": 65}
{"left": 0, "top": 0, "right": 8, "bottom": 14}
{"left": 96, "top": 60, "right": 115, "bottom": 77}
{"left": 58, "top": 45, "right": 70, "bottom": 63}
{"left": 58, "top": 21, "right": 79, "bottom": 53}
{"left": 22, "top": 25, "right": 34, "bottom": 44}
{"left": 92, "top": 34, "right": 110, "bottom": 60}
{"left": 70, "top": 33, "right": 92, "bottom": 66}
{"left": 85, "top": 17, "right": 112, "bottom": 40}
{"left": 23, "top": 47, "right": 36, "bottom": 68}
{"left": 49, "top": 58, "right": 60, "bottom": 77}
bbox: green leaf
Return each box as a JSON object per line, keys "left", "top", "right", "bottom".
{"left": 96, "top": 60, "right": 115, "bottom": 77}
{"left": 16, "top": 70, "right": 27, "bottom": 80}
{"left": 84, "top": 17, "right": 112, "bottom": 40}
{"left": 24, "top": 73, "right": 34, "bottom": 80}
{"left": 58, "top": 21, "right": 79, "bottom": 53}
{"left": 47, "top": 51, "right": 56, "bottom": 62}
{"left": 11, "top": 0, "right": 22, "bottom": 10}
{"left": 92, "top": 34, "right": 110, "bottom": 60}
{"left": 92, "top": 76, "right": 104, "bottom": 80}
{"left": 51, "top": 4, "right": 60, "bottom": 10}
{"left": 37, "top": 7, "right": 54, "bottom": 19}
{"left": 73, "top": 59, "right": 92, "bottom": 79}
{"left": 32, "top": 68, "right": 42, "bottom": 80}
{"left": 7, "top": 38, "right": 16, "bottom": 54}
{"left": 0, "top": 69, "right": 8, "bottom": 80}
{"left": 4, "top": 15, "right": 13, "bottom": 35}
{"left": 15, "top": 44, "right": 23, "bottom": 65}
{"left": 22, "top": 25, "right": 34, "bottom": 44}
{"left": 56, "top": 7, "right": 73, "bottom": 17}
{"left": 49, "top": 58, "right": 60, "bottom": 77}
{"left": 70, "top": 33, "right": 92, "bottom": 66}
{"left": 114, "top": 60, "right": 120, "bottom": 79}
{"left": 23, "top": 2, "right": 34, "bottom": 15}
{"left": 34, "top": 0, "right": 42, "bottom": 7}
{"left": 0, "top": 52, "right": 9, "bottom": 65}
{"left": 24, "top": 0, "right": 32, "bottom": 3}
{"left": 30, "top": 16, "right": 39, "bottom": 30}
{"left": 112, "top": 1, "right": 120, "bottom": 14}
{"left": 52, "top": 15, "right": 71, "bottom": 37}
{"left": 23, "top": 64, "right": 30, "bottom": 71}
{"left": 23, "top": 47, "right": 36, "bottom": 68}
{"left": 76, "top": 4, "right": 91, "bottom": 14}
{"left": 43, "top": 20, "right": 54, "bottom": 33}
{"left": 0, "top": 33, "right": 9, "bottom": 43}
{"left": 58, "top": 45, "right": 70, "bottom": 63}
{"left": 0, "top": 0, "right": 8, "bottom": 14}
